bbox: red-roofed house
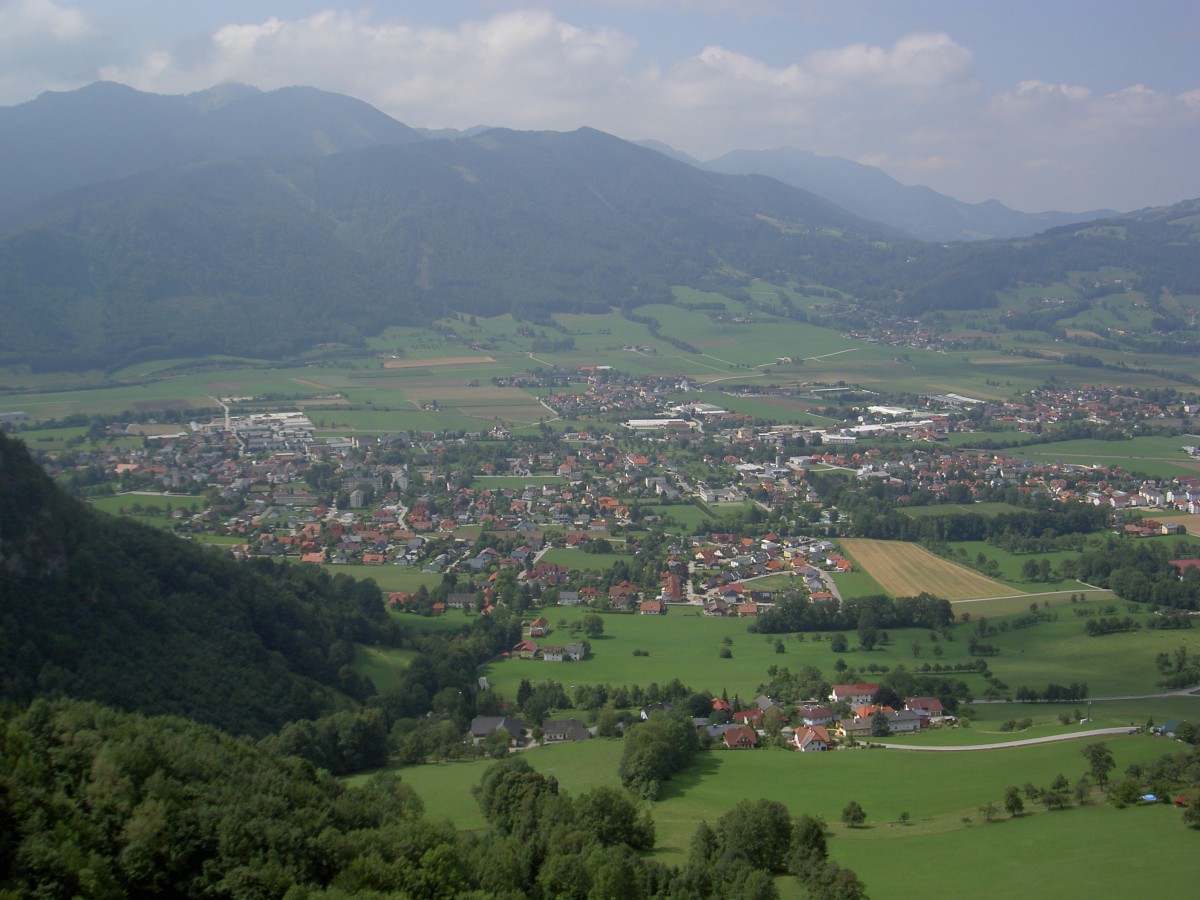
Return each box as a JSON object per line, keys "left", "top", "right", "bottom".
{"left": 792, "top": 725, "right": 832, "bottom": 752}
{"left": 723, "top": 725, "right": 759, "bottom": 749}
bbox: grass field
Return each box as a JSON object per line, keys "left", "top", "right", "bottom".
{"left": 901, "top": 502, "right": 1028, "bottom": 518}
{"left": 429, "top": 596, "right": 1183, "bottom": 704}
{"left": 839, "top": 539, "right": 1021, "bottom": 600}
{"left": 1014, "top": 435, "right": 1200, "bottom": 480}
{"left": 829, "top": 568, "right": 890, "bottom": 599}
{"left": 354, "top": 644, "right": 420, "bottom": 693}
{"left": 538, "top": 547, "right": 636, "bottom": 572}
{"left": 320, "top": 564, "right": 444, "bottom": 593}
{"left": 370, "top": 733, "right": 1195, "bottom": 897}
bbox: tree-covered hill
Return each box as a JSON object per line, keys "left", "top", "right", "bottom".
{"left": 0, "top": 433, "right": 398, "bottom": 736}
{"left": 0, "top": 124, "right": 906, "bottom": 369}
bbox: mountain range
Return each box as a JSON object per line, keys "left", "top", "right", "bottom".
{"left": 0, "top": 81, "right": 1195, "bottom": 371}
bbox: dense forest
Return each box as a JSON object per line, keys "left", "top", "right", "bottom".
{"left": 0, "top": 432, "right": 401, "bottom": 735}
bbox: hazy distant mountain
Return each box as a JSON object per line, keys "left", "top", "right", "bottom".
{"left": 699, "top": 146, "right": 1118, "bottom": 241}
{"left": 0, "top": 81, "right": 424, "bottom": 223}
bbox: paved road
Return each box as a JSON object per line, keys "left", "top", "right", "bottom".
{"left": 871, "top": 726, "right": 1139, "bottom": 751}
{"left": 972, "top": 685, "right": 1200, "bottom": 704}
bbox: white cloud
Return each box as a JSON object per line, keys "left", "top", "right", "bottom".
{"left": 102, "top": 9, "right": 638, "bottom": 127}
{"left": 5, "top": 6, "right": 1195, "bottom": 210}
{"left": 0, "top": 0, "right": 109, "bottom": 101}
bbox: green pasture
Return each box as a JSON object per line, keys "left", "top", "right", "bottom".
{"left": 87, "top": 493, "right": 201, "bottom": 517}
{"left": 323, "top": 564, "right": 443, "bottom": 594}
{"left": 461, "top": 596, "right": 1185, "bottom": 707}
{"left": 313, "top": 409, "right": 503, "bottom": 434}
{"left": 538, "top": 548, "right": 635, "bottom": 572}
{"left": 479, "top": 607, "right": 801, "bottom": 700}
{"left": 684, "top": 391, "right": 826, "bottom": 424}
{"left": 949, "top": 589, "right": 1116, "bottom": 619}
{"left": 379, "top": 732, "right": 1190, "bottom": 897}
{"left": 939, "top": 540, "right": 1091, "bottom": 593}
{"left": 1013, "top": 435, "right": 1200, "bottom": 480}
{"left": 944, "top": 430, "right": 1030, "bottom": 449}
{"left": 959, "top": 696, "right": 1200, "bottom": 734}
{"left": 642, "top": 503, "right": 714, "bottom": 532}
{"left": 845, "top": 798, "right": 1196, "bottom": 900}
{"left": 974, "top": 605, "right": 1187, "bottom": 697}
{"left": 7, "top": 425, "right": 91, "bottom": 448}
{"left": 830, "top": 569, "right": 890, "bottom": 599}
{"left": 901, "top": 502, "right": 1028, "bottom": 518}
{"left": 354, "top": 644, "right": 421, "bottom": 693}
{"left": 740, "top": 573, "right": 805, "bottom": 592}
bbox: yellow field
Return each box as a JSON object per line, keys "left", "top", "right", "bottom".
{"left": 839, "top": 538, "right": 1023, "bottom": 600}
{"left": 382, "top": 356, "right": 495, "bottom": 369}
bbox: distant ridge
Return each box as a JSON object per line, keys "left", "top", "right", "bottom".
{"left": 0, "top": 81, "right": 424, "bottom": 223}
{"left": 698, "top": 146, "right": 1119, "bottom": 242}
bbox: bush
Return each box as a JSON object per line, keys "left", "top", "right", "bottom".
{"left": 718, "top": 647, "right": 733, "bottom": 659}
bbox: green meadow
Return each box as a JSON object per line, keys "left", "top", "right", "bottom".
{"left": 377, "top": 733, "right": 1194, "bottom": 897}
{"left": 901, "top": 502, "right": 1028, "bottom": 518}
{"left": 353, "top": 644, "right": 421, "bottom": 693}
{"left": 324, "top": 564, "right": 444, "bottom": 594}
{"left": 415, "top": 597, "right": 1192, "bottom": 704}
{"left": 1013, "top": 435, "right": 1200, "bottom": 480}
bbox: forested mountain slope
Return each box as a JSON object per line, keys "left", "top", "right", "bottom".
{"left": 0, "top": 433, "right": 397, "bottom": 736}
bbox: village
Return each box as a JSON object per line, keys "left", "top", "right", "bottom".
{"left": 466, "top": 680, "right": 948, "bottom": 757}
{"left": 27, "top": 369, "right": 1200, "bottom": 582}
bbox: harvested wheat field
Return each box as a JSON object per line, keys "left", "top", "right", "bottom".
{"left": 839, "top": 538, "right": 1022, "bottom": 600}
{"left": 382, "top": 356, "right": 495, "bottom": 369}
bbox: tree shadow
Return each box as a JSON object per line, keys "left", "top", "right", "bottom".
{"left": 655, "top": 752, "right": 723, "bottom": 802}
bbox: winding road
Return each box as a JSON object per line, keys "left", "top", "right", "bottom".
{"left": 871, "top": 726, "right": 1140, "bottom": 751}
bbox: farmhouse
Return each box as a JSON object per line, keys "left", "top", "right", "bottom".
{"left": 830, "top": 683, "right": 880, "bottom": 706}
{"left": 469, "top": 716, "right": 528, "bottom": 746}
{"left": 564, "top": 642, "right": 586, "bottom": 661}
{"left": 792, "top": 725, "right": 832, "bottom": 752}
{"left": 723, "top": 725, "right": 759, "bottom": 749}
{"left": 512, "top": 640, "right": 538, "bottom": 659}
{"left": 541, "top": 718, "right": 589, "bottom": 743}
{"left": 906, "top": 697, "right": 946, "bottom": 720}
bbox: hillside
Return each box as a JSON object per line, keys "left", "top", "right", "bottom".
{"left": 0, "top": 123, "right": 905, "bottom": 370}
{"left": 0, "top": 81, "right": 423, "bottom": 225}
{"left": 0, "top": 432, "right": 398, "bottom": 736}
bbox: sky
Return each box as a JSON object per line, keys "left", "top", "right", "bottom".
{"left": 1, "top": 0, "right": 1198, "bottom": 213}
